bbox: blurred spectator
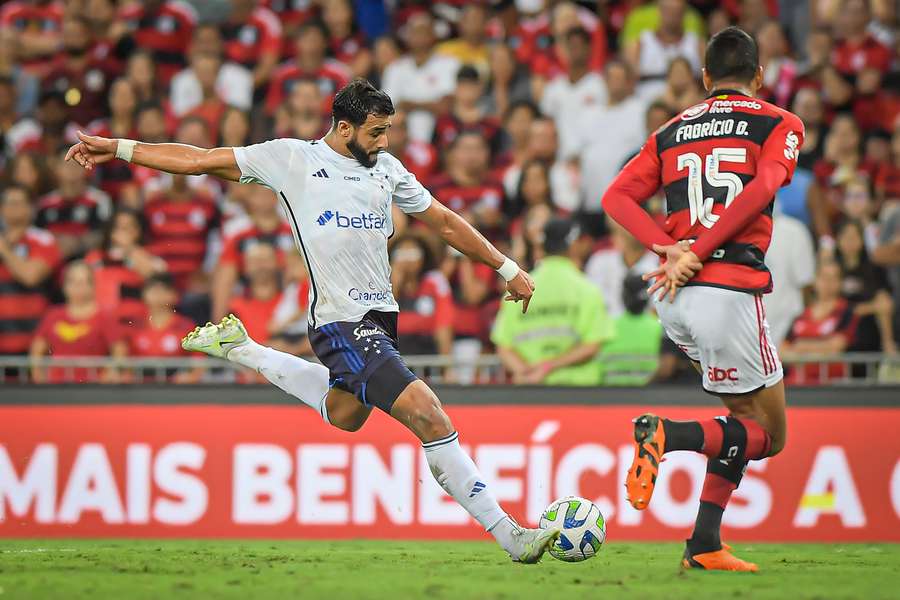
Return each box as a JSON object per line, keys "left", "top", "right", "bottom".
{"left": 766, "top": 209, "right": 817, "bottom": 346}
{"left": 2, "top": 151, "right": 55, "bottom": 198}
{"left": 792, "top": 87, "right": 827, "bottom": 171}
{"left": 808, "top": 113, "right": 877, "bottom": 243}
{"left": 322, "top": 0, "right": 373, "bottom": 78}
{"left": 126, "top": 273, "right": 201, "bottom": 384}
{"left": 831, "top": 0, "right": 893, "bottom": 81}
{"left": 227, "top": 241, "right": 286, "bottom": 346}
{"left": 495, "top": 99, "right": 537, "bottom": 170}
{"left": 142, "top": 161, "right": 221, "bottom": 293}
{"left": 85, "top": 208, "right": 167, "bottom": 327}
{"left": 41, "top": 15, "right": 114, "bottom": 128}
{"left": 436, "top": 3, "right": 490, "bottom": 76}
{"left": 87, "top": 77, "right": 138, "bottom": 139}
{"left": 756, "top": 20, "right": 797, "bottom": 109}
{"left": 370, "top": 34, "right": 402, "bottom": 88}
{"left": 623, "top": 0, "right": 703, "bottom": 101}
{"left": 540, "top": 27, "right": 608, "bottom": 160}
{"left": 274, "top": 76, "right": 330, "bottom": 140}
{"left": 261, "top": 0, "right": 315, "bottom": 58}
{"left": 781, "top": 261, "right": 860, "bottom": 385}
{"left": 0, "top": 0, "right": 64, "bottom": 71}
{"left": 264, "top": 250, "right": 311, "bottom": 357}
{"left": 170, "top": 24, "right": 253, "bottom": 116}
{"left": 0, "top": 184, "right": 61, "bottom": 355}
{"left": 876, "top": 123, "right": 900, "bottom": 206}
{"left": 441, "top": 250, "right": 500, "bottom": 372}
{"left": 482, "top": 43, "right": 532, "bottom": 117}
{"left": 35, "top": 149, "right": 111, "bottom": 260}
{"left": 528, "top": 1, "right": 607, "bottom": 98}
{"left": 578, "top": 60, "right": 647, "bottom": 213}
{"left": 219, "top": 106, "right": 252, "bottom": 147}
{"left": 391, "top": 234, "right": 454, "bottom": 356}
{"left": 656, "top": 55, "right": 704, "bottom": 113}
{"left": 116, "top": 0, "right": 197, "bottom": 85}
{"left": 381, "top": 11, "right": 460, "bottom": 142}
{"left": 503, "top": 116, "right": 581, "bottom": 213}
{"left": 386, "top": 109, "right": 437, "bottom": 184}
{"left": 0, "top": 30, "right": 39, "bottom": 118}
{"left": 432, "top": 65, "right": 501, "bottom": 156}
{"left": 124, "top": 50, "right": 167, "bottom": 106}
{"left": 211, "top": 185, "right": 293, "bottom": 321}
{"left": 430, "top": 130, "right": 505, "bottom": 234}
{"left": 873, "top": 203, "right": 900, "bottom": 331}
{"left": 834, "top": 219, "right": 896, "bottom": 353}
{"left": 221, "top": 0, "right": 284, "bottom": 90}
{"left": 492, "top": 218, "right": 613, "bottom": 385}
{"left": 143, "top": 116, "right": 222, "bottom": 201}
{"left": 795, "top": 26, "right": 854, "bottom": 111}
{"left": 177, "top": 54, "right": 230, "bottom": 141}
{"left": 584, "top": 220, "right": 658, "bottom": 318}
{"left": 7, "top": 89, "right": 76, "bottom": 156}
{"left": 599, "top": 273, "right": 662, "bottom": 386}
{"left": 266, "top": 21, "right": 350, "bottom": 116}
{"left": 30, "top": 260, "right": 126, "bottom": 384}
{"left": 619, "top": 0, "right": 706, "bottom": 47}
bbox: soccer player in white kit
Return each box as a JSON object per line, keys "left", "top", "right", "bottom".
{"left": 65, "top": 79, "right": 558, "bottom": 562}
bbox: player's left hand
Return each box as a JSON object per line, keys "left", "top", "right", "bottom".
{"left": 644, "top": 242, "right": 702, "bottom": 302}
{"left": 504, "top": 269, "right": 535, "bottom": 313}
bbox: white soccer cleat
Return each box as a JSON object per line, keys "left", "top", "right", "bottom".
{"left": 181, "top": 314, "right": 249, "bottom": 359}
{"left": 506, "top": 520, "right": 560, "bottom": 564}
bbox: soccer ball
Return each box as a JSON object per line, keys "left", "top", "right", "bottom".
{"left": 539, "top": 496, "right": 606, "bottom": 562}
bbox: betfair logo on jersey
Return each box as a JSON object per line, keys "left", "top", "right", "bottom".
{"left": 316, "top": 211, "right": 386, "bottom": 230}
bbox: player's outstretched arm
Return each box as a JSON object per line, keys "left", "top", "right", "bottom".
{"left": 65, "top": 131, "right": 242, "bottom": 182}
{"left": 412, "top": 200, "right": 535, "bottom": 313}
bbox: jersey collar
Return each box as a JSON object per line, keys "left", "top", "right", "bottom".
{"left": 706, "top": 88, "right": 752, "bottom": 98}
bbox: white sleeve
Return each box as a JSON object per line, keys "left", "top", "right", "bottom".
{"left": 388, "top": 156, "right": 433, "bottom": 214}
{"left": 232, "top": 138, "right": 298, "bottom": 192}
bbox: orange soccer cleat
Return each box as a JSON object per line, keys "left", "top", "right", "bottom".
{"left": 624, "top": 413, "right": 666, "bottom": 510}
{"left": 682, "top": 546, "right": 759, "bottom": 572}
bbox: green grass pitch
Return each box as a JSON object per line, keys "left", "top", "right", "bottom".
{"left": 1, "top": 540, "right": 898, "bottom": 600}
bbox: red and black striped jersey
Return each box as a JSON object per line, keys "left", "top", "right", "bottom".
{"left": 621, "top": 90, "right": 804, "bottom": 293}
{"left": 144, "top": 192, "right": 220, "bottom": 291}
{"left": 36, "top": 188, "right": 111, "bottom": 238}
{"left": 118, "top": 1, "right": 196, "bottom": 84}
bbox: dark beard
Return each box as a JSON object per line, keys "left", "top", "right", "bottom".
{"left": 347, "top": 136, "right": 378, "bottom": 168}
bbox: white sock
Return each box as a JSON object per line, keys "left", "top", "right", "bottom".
{"left": 423, "top": 432, "right": 520, "bottom": 550}
{"left": 227, "top": 339, "right": 330, "bottom": 423}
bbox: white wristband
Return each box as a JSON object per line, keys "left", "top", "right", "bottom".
{"left": 115, "top": 139, "right": 137, "bottom": 163}
{"left": 496, "top": 257, "right": 520, "bottom": 282}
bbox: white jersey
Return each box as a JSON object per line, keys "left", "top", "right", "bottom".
{"left": 233, "top": 138, "right": 433, "bottom": 328}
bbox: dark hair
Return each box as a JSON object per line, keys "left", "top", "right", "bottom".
{"left": 565, "top": 26, "right": 591, "bottom": 45}
{"left": 1, "top": 182, "right": 31, "bottom": 203}
{"left": 331, "top": 78, "right": 395, "bottom": 127}
{"left": 504, "top": 99, "right": 540, "bottom": 122}
{"left": 103, "top": 208, "right": 148, "bottom": 252}
{"left": 543, "top": 218, "right": 579, "bottom": 255}
{"left": 512, "top": 159, "right": 551, "bottom": 218}
{"left": 622, "top": 273, "right": 650, "bottom": 315}
{"left": 457, "top": 64, "right": 480, "bottom": 83}
{"left": 136, "top": 100, "right": 165, "bottom": 117}
{"left": 391, "top": 233, "right": 436, "bottom": 275}
{"left": 704, "top": 26, "right": 759, "bottom": 84}
{"left": 296, "top": 19, "right": 330, "bottom": 43}
{"left": 0, "top": 75, "right": 13, "bottom": 88}
{"left": 143, "top": 272, "right": 176, "bottom": 292}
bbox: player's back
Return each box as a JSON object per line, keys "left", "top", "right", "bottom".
{"left": 652, "top": 91, "right": 803, "bottom": 293}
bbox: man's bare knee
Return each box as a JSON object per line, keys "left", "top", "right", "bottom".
{"left": 391, "top": 382, "right": 454, "bottom": 442}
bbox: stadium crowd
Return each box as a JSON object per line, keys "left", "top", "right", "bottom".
{"left": 1, "top": 0, "right": 899, "bottom": 385}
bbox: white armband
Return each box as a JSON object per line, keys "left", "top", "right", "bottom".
{"left": 115, "top": 139, "right": 137, "bottom": 163}
{"left": 496, "top": 257, "right": 520, "bottom": 282}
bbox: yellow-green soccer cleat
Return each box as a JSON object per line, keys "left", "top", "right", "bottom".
{"left": 181, "top": 314, "right": 248, "bottom": 359}
{"left": 508, "top": 522, "right": 561, "bottom": 564}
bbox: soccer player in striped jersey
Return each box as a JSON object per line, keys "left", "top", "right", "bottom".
{"left": 602, "top": 27, "right": 805, "bottom": 572}
{"left": 65, "top": 78, "right": 557, "bottom": 563}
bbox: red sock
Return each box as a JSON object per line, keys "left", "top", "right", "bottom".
{"left": 698, "top": 417, "right": 771, "bottom": 460}
{"left": 699, "top": 473, "right": 737, "bottom": 509}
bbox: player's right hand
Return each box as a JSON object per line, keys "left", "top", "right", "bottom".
{"left": 65, "top": 131, "right": 118, "bottom": 171}
{"left": 505, "top": 269, "right": 535, "bottom": 314}
{"left": 644, "top": 242, "right": 703, "bottom": 302}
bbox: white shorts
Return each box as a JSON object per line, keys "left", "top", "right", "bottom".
{"left": 654, "top": 286, "right": 783, "bottom": 394}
